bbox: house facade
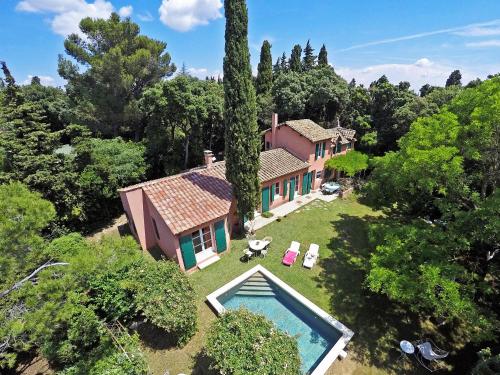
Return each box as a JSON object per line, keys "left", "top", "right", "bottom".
{"left": 119, "top": 114, "right": 356, "bottom": 272}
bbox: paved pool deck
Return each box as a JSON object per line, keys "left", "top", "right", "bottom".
{"left": 248, "top": 190, "right": 339, "bottom": 231}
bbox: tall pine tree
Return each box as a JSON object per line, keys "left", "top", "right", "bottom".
{"left": 318, "top": 44, "right": 328, "bottom": 66}
{"left": 255, "top": 40, "right": 273, "bottom": 95}
{"left": 289, "top": 45, "right": 302, "bottom": 72}
{"left": 223, "top": 0, "right": 260, "bottom": 221}
{"left": 302, "top": 40, "right": 316, "bottom": 70}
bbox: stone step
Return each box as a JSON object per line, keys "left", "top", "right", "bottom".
{"left": 235, "top": 290, "right": 276, "bottom": 297}
{"left": 239, "top": 285, "right": 273, "bottom": 292}
{"left": 197, "top": 255, "right": 220, "bottom": 270}
{"left": 243, "top": 281, "right": 270, "bottom": 287}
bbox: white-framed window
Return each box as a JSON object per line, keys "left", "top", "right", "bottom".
{"left": 274, "top": 182, "right": 280, "bottom": 196}
{"left": 316, "top": 170, "right": 322, "bottom": 179}
{"left": 295, "top": 175, "right": 299, "bottom": 191}
{"left": 191, "top": 226, "right": 213, "bottom": 254}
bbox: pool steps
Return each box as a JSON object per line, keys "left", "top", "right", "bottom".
{"left": 235, "top": 273, "right": 277, "bottom": 297}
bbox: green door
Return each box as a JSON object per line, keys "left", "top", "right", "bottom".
{"left": 289, "top": 178, "right": 295, "bottom": 201}
{"left": 179, "top": 234, "right": 196, "bottom": 270}
{"left": 262, "top": 186, "right": 270, "bottom": 212}
{"left": 302, "top": 173, "right": 308, "bottom": 195}
{"left": 214, "top": 220, "right": 227, "bottom": 253}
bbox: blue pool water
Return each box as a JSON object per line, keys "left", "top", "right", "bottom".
{"left": 219, "top": 273, "right": 341, "bottom": 374}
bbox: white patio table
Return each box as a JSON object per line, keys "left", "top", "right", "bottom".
{"left": 248, "top": 240, "right": 269, "bottom": 253}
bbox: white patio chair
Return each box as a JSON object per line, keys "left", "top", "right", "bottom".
{"left": 415, "top": 339, "right": 449, "bottom": 372}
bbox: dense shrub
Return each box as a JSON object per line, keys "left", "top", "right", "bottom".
{"left": 89, "top": 267, "right": 137, "bottom": 322}
{"left": 59, "top": 331, "right": 149, "bottom": 375}
{"left": 205, "top": 309, "right": 301, "bottom": 375}
{"left": 128, "top": 260, "right": 197, "bottom": 346}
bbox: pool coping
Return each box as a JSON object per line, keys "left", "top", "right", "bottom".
{"left": 206, "top": 264, "right": 354, "bottom": 375}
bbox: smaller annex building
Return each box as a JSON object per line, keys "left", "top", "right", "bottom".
{"left": 119, "top": 114, "right": 356, "bottom": 272}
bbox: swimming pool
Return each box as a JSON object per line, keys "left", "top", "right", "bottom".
{"left": 206, "top": 265, "right": 354, "bottom": 375}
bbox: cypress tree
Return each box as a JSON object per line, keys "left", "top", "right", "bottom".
{"left": 273, "top": 58, "right": 281, "bottom": 76}
{"left": 223, "top": 0, "right": 260, "bottom": 221}
{"left": 302, "top": 40, "right": 316, "bottom": 70}
{"left": 256, "top": 40, "right": 273, "bottom": 95}
{"left": 289, "top": 44, "right": 302, "bottom": 72}
{"left": 280, "top": 52, "right": 288, "bottom": 72}
{"left": 318, "top": 44, "right": 328, "bottom": 66}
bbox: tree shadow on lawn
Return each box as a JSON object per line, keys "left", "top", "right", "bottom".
{"left": 136, "top": 322, "right": 179, "bottom": 350}
{"left": 314, "top": 214, "right": 426, "bottom": 374}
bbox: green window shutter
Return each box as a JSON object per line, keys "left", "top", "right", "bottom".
{"left": 289, "top": 179, "right": 295, "bottom": 201}
{"left": 315, "top": 143, "right": 319, "bottom": 160}
{"left": 302, "top": 173, "right": 308, "bottom": 194}
{"left": 179, "top": 235, "right": 196, "bottom": 270}
{"left": 336, "top": 143, "right": 342, "bottom": 153}
{"left": 283, "top": 179, "right": 288, "bottom": 197}
{"left": 270, "top": 184, "right": 275, "bottom": 202}
{"left": 261, "top": 187, "right": 270, "bottom": 212}
{"left": 322, "top": 142, "right": 326, "bottom": 157}
{"left": 214, "top": 220, "right": 227, "bottom": 253}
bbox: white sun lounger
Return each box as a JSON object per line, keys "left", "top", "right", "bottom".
{"left": 303, "top": 243, "right": 319, "bottom": 269}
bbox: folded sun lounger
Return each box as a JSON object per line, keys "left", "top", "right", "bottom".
{"left": 283, "top": 241, "right": 300, "bottom": 266}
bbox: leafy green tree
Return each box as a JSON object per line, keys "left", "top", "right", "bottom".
{"left": 128, "top": 260, "right": 197, "bottom": 347}
{"left": 366, "top": 220, "right": 494, "bottom": 341}
{"left": 302, "top": 39, "right": 316, "bottom": 71}
{"left": 0, "top": 182, "right": 55, "bottom": 289}
{"left": 325, "top": 150, "right": 369, "bottom": 177}
{"left": 369, "top": 75, "right": 419, "bottom": 153}
{"left": 289, "top": 44, "right": 302, "bottom": 72}
{"left": 318, "top": 44, "right": 328, "bottom": 66}
{"left": 256, "top": 40, "right": 273, "bottom": 95}
{"left": 223, "top": 0, "right": 260, "bottom": 221}
{"left": 419, "top": 83, "right": 435, "bottom": 97}
{"left": 58, "top": 13, "right": 175, "bottom": 139}
{"left": 446, "top": 69, "right": 462, "bottom": 87}
{"left": 205, "top": 309, "right": 301, "bottom": 375}
{"left": 75, "top": 137, "right": 146, "bottom": 222}
{"left": 304, "top": 66, "right": 349, "bottom": 125}
{"left": 272, "top": 71, "right": 308, "bottom": 119}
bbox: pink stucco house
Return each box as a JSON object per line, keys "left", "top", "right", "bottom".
{"left": 119, "top": 114, "right": 356, "bottom": 272}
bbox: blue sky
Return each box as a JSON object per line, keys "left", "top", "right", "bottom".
{"left": 1, "top": 0, "right": 500, "bottom": 91}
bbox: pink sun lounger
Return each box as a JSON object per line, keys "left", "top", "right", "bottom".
{"left": 282, "top": 241, "right": 301, "bottom": 266}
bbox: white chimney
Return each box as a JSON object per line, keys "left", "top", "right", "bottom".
{"left": 271, "top": 113, "right": 278, "bottom": 148}
{"left": 204, "top": 150, "right": 214, "bottom": 168}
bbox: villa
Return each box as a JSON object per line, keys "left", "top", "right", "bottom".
{"left": 119, "top": 114, "right": 356, "bottom": 272}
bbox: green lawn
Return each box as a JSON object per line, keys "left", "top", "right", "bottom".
{"left": 142, "top": 196, "right": 431, "bottom": 375}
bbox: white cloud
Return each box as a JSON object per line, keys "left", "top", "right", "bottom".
{"left": 465, "top": 40, "right": 500, "bottom": 48}
{"left": 22, "top": 75, "right": 56, "bottom": 86}
{"left": 336, "top": 19, "right": 500, "bottom": 52}
{"left": 118, "top": 5, "right": 132, "bottom": 17}
{"left": 454, "top": 26, "right": 500, "bottom": 37}
{"left": 181, "top": 67, "right": 221, "bottom": 79}
{"left": 138, "top": 11, "right": 154, "bottom": 22}
{"left": 336, "top": 58, "right": 484, "bottom": 90}
{"left": 16, "top": 0, "right": 131, "bottom": 36}
{"left": 159, "top": 0, "right": 222, "bottom": 32}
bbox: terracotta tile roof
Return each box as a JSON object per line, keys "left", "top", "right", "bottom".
{"left": 140, "top": 162, "right": 232, "bottom": 235}
{"left": 258, "top": 148, "right": 309, "bottom": 182}
{"left": 281, "top": 119, "right": 333, "bottom": 142}
{"left": 119, "top": 148, "right": 309, "bottom": 235}
{"left": 327, "top": 127, "right": 356, "bottom": 144}
{"left": 278, "top": 119, "right": 356, "bottom": 144}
